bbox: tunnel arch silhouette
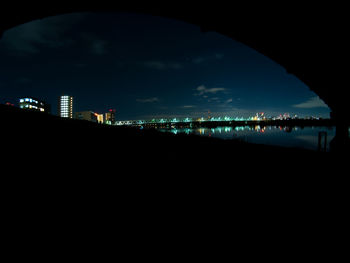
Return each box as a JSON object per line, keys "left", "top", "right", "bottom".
{"left": 0, "top": 2, "right": 348, "bottom": 141}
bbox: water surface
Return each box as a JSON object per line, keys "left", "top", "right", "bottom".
{"left": 159, "top": 126, "right": 335, "bottom": 151}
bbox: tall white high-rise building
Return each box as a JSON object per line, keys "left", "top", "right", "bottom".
{"left": 58, "top": 95, "right": 73, "bottom": 118}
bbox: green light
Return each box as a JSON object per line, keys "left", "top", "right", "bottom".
{"left": 184, "top": 128, "right": 191, "bottom": 134}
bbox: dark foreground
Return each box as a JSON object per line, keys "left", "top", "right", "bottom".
{"left": 1, "top": 104, "right": 348, "bottom": 259}
{"left": 1, "top": 103, "right": 346, "bottom": 188}
{"left": 1, "top": 104, "right": 337, "bottom": 168}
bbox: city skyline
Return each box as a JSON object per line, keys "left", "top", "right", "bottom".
{"left": 0, "top": 12, "right": 331, "bottom": 120}
{"left": 5, "top": 94, "right": 329, "bottom": 122}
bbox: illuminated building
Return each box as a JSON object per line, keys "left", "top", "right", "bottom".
{"left": 58, "top": 95, "right": 73, "bottom": 118}
{"left": 104, "top": 109, "right": 116, "bottom": 124}
{"left": 19, "top": 97, "right": 51, "bottom": 113}
{"left": 74, "top": 111, "right": 98, "bottom": 122}
{"left": 96, "top": 113, "right": 104, "bottom": 124}
{"left": 254, "top": 112, "right": 265, "bottom": 120}
{"left": 283, "top": 113, "right": 290, "bottom": 119}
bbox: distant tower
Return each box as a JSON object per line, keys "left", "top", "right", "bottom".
{"left": 58, "top": 95, "right": 73, "bottom": 118}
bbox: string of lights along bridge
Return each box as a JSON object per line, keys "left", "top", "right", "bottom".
{"left": 115, "top": 113, "right": 321, "bottom": 126}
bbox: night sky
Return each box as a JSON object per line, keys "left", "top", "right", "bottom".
{"left": 0, "top": 12, "right": 331, "bottom": 120}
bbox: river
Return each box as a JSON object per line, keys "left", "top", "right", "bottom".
{"left": 158, "top": 126, "right": 336, "bottom": 152}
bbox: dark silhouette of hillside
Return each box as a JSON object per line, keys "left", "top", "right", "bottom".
{"left": 1, "top": 104, "right": 347, "bottom": 259}
{"left": 3, "top": 103, "right": 344, "bottom": 209}
{"left": 1, "top": 104, "right": 335, "bottom": 169}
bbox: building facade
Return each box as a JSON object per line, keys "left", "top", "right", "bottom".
{"left": 104, "top": 109, "right": 116, "bottom": 124}
{"left": 19, "top": 97, "right": 51, "bottom": 113}
{"left": 58, "top": 95, "right": 73, "bottom": 118}
{"left": 74, "top": 111, "right": 98, "bottom": 122}
{"left": 96, "top": 113, "right": 104, "bottom": 124}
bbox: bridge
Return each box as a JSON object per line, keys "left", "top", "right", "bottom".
{"left": 115, "top": 117, "right": 335, "bottom": 129}
{"left": 116, "top": 117, "right": 247, "bottom": 126}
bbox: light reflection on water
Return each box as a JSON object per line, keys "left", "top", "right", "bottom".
{"left": 159, "top": 126, "right": 336, "bottom": 151}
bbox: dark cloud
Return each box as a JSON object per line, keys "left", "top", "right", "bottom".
{"left": 91, "top": 40, "right": 108, "bottom": 55}
{"left": 80, "top": 32, "right": 109, "bottom": 55}
{"left": 1, "top": 13, "right": 86, "bottom": 54}
{"left": 292, "top": 96, "right": 328, "bottom": 109}
{"left": 136, "top": 97, "right": 159, "bottom": 103}
{"left": 192, "top": 53, "right": 224, "bottom": 64}
{"left": 143, "top": 61, "right": 183, "bottom": 70}
{"left": 194, "top": 85, "right": 227, "bottom": 97}
{"left": 181, "top": 105, "right": 196, "bottom": 108}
